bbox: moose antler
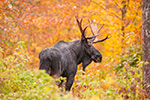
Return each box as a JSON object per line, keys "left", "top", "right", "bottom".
{"left": 89, "top": 19, "right": 104, "bottom": 36}
{"left": 75, "top": 16, "right": 88, "bottom": 39}
{"left": 88, "top": 19, "right": 110, "bottom": 43}
{"left": 76, "top": 16, "right": 110, "bottom": 42}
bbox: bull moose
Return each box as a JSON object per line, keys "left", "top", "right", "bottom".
{"left": 39, "top": 16, "right": 109, "bottom": 91}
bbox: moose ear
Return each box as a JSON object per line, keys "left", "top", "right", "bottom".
{"left": 81, "top": 35, "right": 86, "bottom": 41}
{"left": 81, "top": 37, "right": 94, "bottom": 46}
{"left": 82, "top": 55, "right": 92, "bottom": 72}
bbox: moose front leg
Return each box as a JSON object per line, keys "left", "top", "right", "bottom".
{"left": 65, "top": 74, "right": 75, "bottom": 91}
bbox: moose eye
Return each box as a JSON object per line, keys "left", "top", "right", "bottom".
{"left": 86, "top": 41, "right": 92, "bottom": 47}
{"left": 86, "top": 43, "right": 92, "bottom": 47}
{"left": 88, "top": 44, "right": 92, "bottom": 47}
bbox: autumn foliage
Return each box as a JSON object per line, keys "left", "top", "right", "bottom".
{"left": 0, "top": 0, "right": 144, "bottom": 99}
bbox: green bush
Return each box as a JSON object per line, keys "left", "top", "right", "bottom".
{"left": 0, "top": 42, "right": 77, "bottom": 100}
{"left": 114, "top": 44, "right": 145, "bottom": 99}
{"left": 115, "top": 44, "right": 142, "bottom": 72}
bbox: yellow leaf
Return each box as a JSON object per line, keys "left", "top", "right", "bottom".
{"left": 0, "top": 47, "right": 4, "bottom": 58}
{"left": 144, "top": 61, "right": 149, "bottom": 65}
{"left": 90, "top": 96, "right": 100, "bottom": 100}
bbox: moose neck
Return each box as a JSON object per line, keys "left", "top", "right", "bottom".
{"left": 69, "top": 40, "right": 85, "bottom": 65}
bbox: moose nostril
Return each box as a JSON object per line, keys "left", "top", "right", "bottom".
{"left": 95, "top": 55, "right": 102, "bottom": 62}
{"left": 91, "top": 55, "right": 102, "bottom": 62}
{"left": 99, "top": 56, "right": 102, "bottom": 61}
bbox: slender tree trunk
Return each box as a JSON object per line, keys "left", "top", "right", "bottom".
{"left": 121, "top": 0, "right": 127, "bottom": 38}
{"left": 142, "top": 0, "right": 150, "bottom": 94}
{"left": 121, "top": 0, "right": 128, "bottom": 52}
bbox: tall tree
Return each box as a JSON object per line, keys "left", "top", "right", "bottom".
{"left": 142, "top": 0, "right": 150, "bottom": 93}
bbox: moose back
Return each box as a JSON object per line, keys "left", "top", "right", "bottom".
{"left": 39, "top": 17, "right": 109, "bottom": 91}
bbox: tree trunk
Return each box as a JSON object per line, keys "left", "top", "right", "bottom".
{"left": 142, "top": 0, "right": 150, "bottom": 94}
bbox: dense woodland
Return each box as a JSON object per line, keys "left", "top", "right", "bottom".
{"left": 1, "top": 0, "right": 150, "bottom": 99}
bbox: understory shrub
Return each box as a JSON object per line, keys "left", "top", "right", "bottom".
{"left": 0, "top": 42, "right": 146, "bottom": 100}
{"left": 0, "top": 42, "right": 77, "bottom": 100}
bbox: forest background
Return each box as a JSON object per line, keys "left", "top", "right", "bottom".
{"left": 0, "top": 0, "right": 144, "bottom": 99}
